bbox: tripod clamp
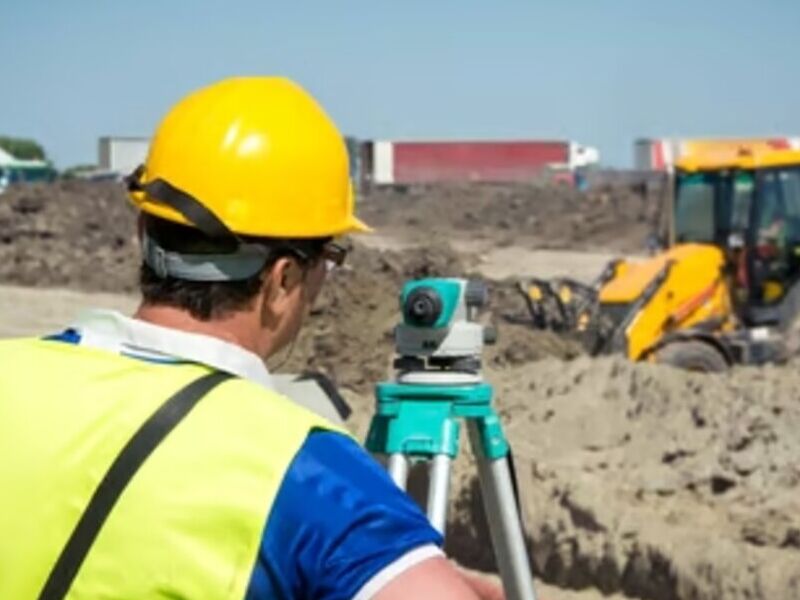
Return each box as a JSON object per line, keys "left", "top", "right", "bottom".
{"left": 367, "top": 380, "right": 507, "bottom": 462}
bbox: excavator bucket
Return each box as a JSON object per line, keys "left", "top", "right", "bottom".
{"left": 515, "top": 259, "right": 622, "bottom": 352}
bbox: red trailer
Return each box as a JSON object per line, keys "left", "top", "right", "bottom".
{"left": 370, "top": 140, "right": 598, "bottom": 186}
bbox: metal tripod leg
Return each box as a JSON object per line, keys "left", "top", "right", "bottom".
{"left": 467, "top": 421, "right": 537, "bottom": 600}
{"left": 426, "top": 454, "right": 452, "bottom": 535}
{"left": 388, "top": 452, "right": 451, "bottom": 536}
{"left": 387, "top": 453, "right": 409, "bottom": 488}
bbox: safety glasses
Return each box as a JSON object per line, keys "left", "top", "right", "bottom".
{"left": 281, "top": 240, "right": 348, "bottom": 271}
{"left": 320, "top": 242, "right": 348, "bottom": 268}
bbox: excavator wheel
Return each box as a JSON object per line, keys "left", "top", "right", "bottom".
{"left": 654, "top": 340, "right": 729, "bottom": 373}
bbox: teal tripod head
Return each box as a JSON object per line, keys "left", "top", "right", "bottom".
{"left": 370, "top": 276, "right": 500, "bottom": 459}
{"left": 369, "top": 277, "right": 504, "bottom": 462}
{"left": 394, "top": 278, "right": 496, "bottom": 376}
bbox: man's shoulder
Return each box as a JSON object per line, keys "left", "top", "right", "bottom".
{"left": 0, "top": 335, "right": 85, "bottom": 360}
{"left": 220, "top": 376, "right": 347, "bottom": 435}
{"left": 271, "top": 372, "right": 351, "bottom": 424}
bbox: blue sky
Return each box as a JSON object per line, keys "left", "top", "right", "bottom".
{"left": 2, "top": 1, "right": 799, "bottom": 168}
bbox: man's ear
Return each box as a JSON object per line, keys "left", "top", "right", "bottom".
{"left": 263, "top": 257, "right": 303, "bottom": 301}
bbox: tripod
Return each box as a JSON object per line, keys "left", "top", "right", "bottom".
{"left": 366, "top": 365, "right": 537, "bottom": 600}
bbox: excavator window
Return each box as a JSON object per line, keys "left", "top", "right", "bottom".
{"left": 730, "top": 173, "right": 754, "bottom": 232}
{"left": 674, "top": 165, "right": 800, "bottom": 312}
{"left": 675, "top": 173, "right": 716, "bottom": 243}
{"left": 675, "top": 170, "right": 755, "bottom": 248}
{"left": 749, "top": 167, "right": 800, "bottom": 304}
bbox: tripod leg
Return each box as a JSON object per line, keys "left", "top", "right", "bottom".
{"left": 467, "top": 421, "right": 537, "bottom": 600}
{"left": 387, "top": 453, "right": 410, "bottom": 489}
{"left": 426, "top": 454, "right": 452, "bottom": 535}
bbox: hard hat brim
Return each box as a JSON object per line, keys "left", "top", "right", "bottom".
{"left": 345, "top": 215, "right": 373, "bottom": 235}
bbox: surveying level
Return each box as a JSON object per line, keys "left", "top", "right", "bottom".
{"left": 366, "top": 278, "right": 537, "bottom": 600}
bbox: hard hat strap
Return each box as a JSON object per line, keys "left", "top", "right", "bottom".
{"left": 126, "top": 165, "right": 238, "bottom": 247}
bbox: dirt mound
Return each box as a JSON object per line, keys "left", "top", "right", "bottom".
{"left": 0, "top": 181, "right": 138, "bottom": 292}
{"left": 336, "top": 347, "right": 800, "bottom": 599}
{"left": 276, "top": 240, "right": 469, "bottom": 391}
{"left": 278, "top": 241, "right": 569, "bottom": 392}
{"left": 0, "top": 182, "right": 572, "bottom": 392}
{"left": 440, "top": 357, "right": 800, "bottom": 599}
{"left": 359, "top": 182, "right": 659, "bottom": 254}
{"left": 0, "top": 180, "right": 650, "bottom": 293}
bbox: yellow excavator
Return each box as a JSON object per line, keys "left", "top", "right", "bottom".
{"left": 520, "top": 147, "right": 800, "bottom": 371}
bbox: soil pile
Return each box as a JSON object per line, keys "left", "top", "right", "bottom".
{"left": 0, "top": 181, "right": 138, "bottom": 291}
{"left": 360, "top": 182, "right": 659, "bottom": 253}
{"left": 280, "top": 241, "right": 577, "bottom": 392}
{"left": 0, "top": 180, "right": 653, "bottom": 290}
{"left": 0, "top": 182, "right": 579, "bottom": 391}
{"left": 432, "top": 358, "right": 799, "bottom": 600}
{"left": 340, "top": 357, "right": 800, "bottom": 600}
{"left": 278, "top": 240, "right": 468, "bottom": 391}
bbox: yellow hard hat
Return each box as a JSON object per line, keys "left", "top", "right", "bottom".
{"left": 128, "top": 76, "right": 370, "bottom": 239}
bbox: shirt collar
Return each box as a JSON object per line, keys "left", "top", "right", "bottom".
{"left": 70, "top": 309, "right": 275, "bottom": 391}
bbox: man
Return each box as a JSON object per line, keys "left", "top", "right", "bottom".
{"left": 0, "top": 77, "right": 504, "bottom": 599}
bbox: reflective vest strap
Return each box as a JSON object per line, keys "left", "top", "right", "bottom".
{"left": 38, "top": 370, "right": 234, "bottom": 600}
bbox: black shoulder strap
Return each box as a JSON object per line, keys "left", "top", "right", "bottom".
{"left": 38, "top": 370, "right": 234, "bottom": 600}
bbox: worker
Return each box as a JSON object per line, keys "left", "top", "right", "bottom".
{"left": 0, "top": 78, "right": 504, "bottom": 599}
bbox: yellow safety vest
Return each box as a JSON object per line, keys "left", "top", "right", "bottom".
{"left": 0, "top": 338, "right": 333, "bottom": 599}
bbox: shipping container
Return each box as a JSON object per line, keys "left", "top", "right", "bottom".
{"left": 369, "top": 140, "right": 598, "bottom": 186}
{"left": 634, "top": 137, "right": 800, "bottom": 172}
{"left": 98, "top": 136, "right": 150, "bottom": 176}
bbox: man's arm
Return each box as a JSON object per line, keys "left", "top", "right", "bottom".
{"left": 374, "top": 557, "right": 505, "bottom": 600}
{"left": 247, "top": 430, "right": 506, "bottom": 599}
{"left": 373, "top": 557, "right": 481, "bottom": 600}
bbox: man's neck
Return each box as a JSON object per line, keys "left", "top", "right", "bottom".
{"left": 134, "top": 303, "right": 266, "bottom": 358}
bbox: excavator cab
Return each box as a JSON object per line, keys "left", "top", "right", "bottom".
{"left": 639, "top": 149, "right": 800, "bottom": 368}
{"left": 675, "top": 151, "right": 800, "bottom": 324}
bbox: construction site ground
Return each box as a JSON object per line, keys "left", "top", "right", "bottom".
{"left": 1, "top": 181, "right": 798, "bottom": 599}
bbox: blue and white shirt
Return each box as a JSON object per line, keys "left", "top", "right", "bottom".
{"left": 49, "top": 310, "right": 443, "bottom": 600}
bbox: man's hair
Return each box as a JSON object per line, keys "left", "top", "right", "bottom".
{"left": 139, "top": 215, "right": 328, "bottom": 321}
